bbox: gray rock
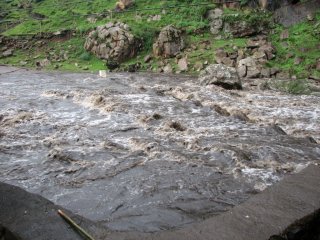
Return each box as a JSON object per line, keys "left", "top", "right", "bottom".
{"left": 270, "top": 67, "right": 280, "bottom": 76}
{"left": 206, "top": 8, "right": 223, "bottom": 21}
{"left": 36, "top": 58, "right": 51, "bottom": 68}
{"left": 307, "top": 13, "right": 314, "bottom": 21}
{"left": 276, "top": 71, "right": 290, "bottom": 79}
{"left": 280, "top": 29, "right": 289, "bottom": 40}
{"left": 252, "top": 51, "right": 267, "bottom": 60}
{"left": 258, "top": 43, "right": 276, "bottom": 60}
{"left": 163, "top": 64, "right": 173, "bottom": 74}
{"left": 237, "top": 57, "right": 261, "bottom": 78}
{"left": 194, "top": 62, "right": 204, "bottom": 71}
{"left": 178, "top": 57, "right": 188, "bottom": 72}
{"left": 261, "top": 68, "right": 271, "bottom": 78}
{"left": 144, "top": 54, "right": 152, "bottom": 63}
{"left": 237, "top": 64, "right": 247, "bottom": 78}
{"left": 199, "top": 64, "right": 241, "bottom": 90}
{"left": 207, "top": 9, "right": 224, "bottom": 35}
{"left": 216, "top": 56, "right": 233, "bottom": 67}
{"left": 214, "top": 49, "right": 227, "bottom": 64}
{"left": 294, "top": 57, "right": 303, "bottom": 65}
{"left": 2, "top": 49, "right": 13, "bottom": 57}
{"left": 84, "top": 22, "right": 138, "bottom": 63}
{"left": 210, "top": 19, "right": 224, "bottom": 35}
{"left": 153, "top": 25, "right": 185, "bottom": 58}
{"left": 224, "top": 21, "right": 259, "bottom": 38}
{"left": 246, "top": 39, "right": 266, "bottom": 48}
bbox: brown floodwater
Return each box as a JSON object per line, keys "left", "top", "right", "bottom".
{"left": 0, "top": 66, "right": 319, "bottom": 232}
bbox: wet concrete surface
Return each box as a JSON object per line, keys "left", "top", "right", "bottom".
{"left": 0, "top": 66, "right": 319, "bottom": 232}
{"left": 1, "top": 165, "right": 319, "bottom": 240}
{"left": 0, "top": 181, "right": 109, "bottom": 240}
{"left": 109, "top": 164, "right": 320, "bottom": 240}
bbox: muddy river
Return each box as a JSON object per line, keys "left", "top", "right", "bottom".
{"left": 0, "top": 66, "right": 319, "bottom": 232}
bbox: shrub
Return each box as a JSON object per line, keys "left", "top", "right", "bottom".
{"left": 79, "top": 52, "right": 91, "bottom": 61}
{"left": 277, "top": 79, "right": 310, "bottom": 95}
{"left": 286, "top": 79, "right": 310, "bottom": 95}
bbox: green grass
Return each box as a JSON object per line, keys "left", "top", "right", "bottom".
{"left": 269, "top": 12, "right": 320, "bottom": 78}
{"left": 1, "top": 0, "right": 319, "bottom": 80}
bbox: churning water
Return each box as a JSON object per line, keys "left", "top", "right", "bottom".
{"left": 0, "top": 66, "right": 319, "bottom": 232}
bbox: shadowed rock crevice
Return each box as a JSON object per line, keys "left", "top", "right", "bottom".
{"left": 270, "top": 208, "right": 320, "bottom": 240}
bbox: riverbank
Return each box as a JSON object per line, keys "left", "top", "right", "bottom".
{"left": 1, "top": 1, "right": 319, "bottom": 81}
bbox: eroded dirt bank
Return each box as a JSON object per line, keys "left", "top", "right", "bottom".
{"left": 0, "top": 66, "right": 319, "bottom": 232}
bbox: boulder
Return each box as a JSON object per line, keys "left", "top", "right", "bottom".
{"left": 210, "top": 19, "right": 224, "bottom": 35}
{"left": 199, "top": 64, "right": 242, "bottom": 90}
{"left": 2, "top": 49, "right": 13, "bottom": 57}
{"left": 258, "top": 43, "right": 275, "bottom": 60}
{"left": 144, "top": 54, "right": 152, "bottom": 63}
{"left": 178, "top": 57, "right": 188, "bottom": 72}
{"left": 214, "top": 49, "right": 235, "bottom": 67}
{"left": 270, "top": 67, "right": 280, "bottom": 76}
{"left": 261, "top": 68, "right": 271, "bottom": 78}
{"left": 153, "top": 25, "right": 185, "bottom": 58}
{"left": 84, "top": 22, "right": 138, "bottom": 63}
{"left": 276, "top": 71, "right": 290, "bottom": 79}
{"left": 206, "top": 8, "right": 223, "bottom": 21}
{"left": 206, "top": 9, "right": 224, "bottom": 35}
{"left": 194, "top": 62, "right": 204, "bottom": 71}
{"left": 36, "top": 58, "right": 51, "bottom": 68}
{"left": 214, "top": 49, "right": 228, "bottom": 63}
{"left": 99, "top": 70, "right": 108, "bottom": 78}
{"left": 163, "top": 64, "right": 173, "bottom": 74}
{"left": 224, "top": 21, "right": 259, "bottom": 38}
{"left": 115, "top": 0, "right": 134, "bottom": 11}
{"left": 237, "top": 57, "right": 261, "bottom": 78}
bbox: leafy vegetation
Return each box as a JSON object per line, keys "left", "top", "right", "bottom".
{"left": 275, "top": 79, "right": 311, "bottom": 95}
{"left": 269, "top": 12, "right": 320, "bottom": 79}
{"left": 0, "top": 0, "right": 319, "bottom": 95}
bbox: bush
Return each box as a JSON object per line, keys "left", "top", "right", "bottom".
{"left": 277, "top": 79, "right": 310, "bottom": 95}
{"left": 286, "top": 79, "right": 310, "bottom": 95}
{"left": 79, "top": 52, "right": 91, "bottom": 61}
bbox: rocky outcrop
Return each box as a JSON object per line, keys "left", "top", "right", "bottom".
{"left": 237, "top": 37, "right": 276, "bottom": 78}
{"left": 206, "top": 8, "right": 269, "bottom": 38}
{"left": 153, "top": 25, "right": 185, "bottom": 58}
{"left": 199, "top": 64, "right": 242, "bottom": 90}
{"left": 237, "top": 57, "right": 261, "bottom": 78}
{"left": 224, "top": 20, "right": 261, "bottom": 38}
{"left": 177, "top": 57, "right": 188, "bottom": 72}
{"left": 274, "top": 0, "right": 320, "bottom": 27}
{"left": 84, "top": 22, "right": 139, "bottom": 63}
{"left": 211, "top": 37, "right": 276, "bottom": 79}
{"left": 207, "top": 8, "right": 224, "bottom": 35}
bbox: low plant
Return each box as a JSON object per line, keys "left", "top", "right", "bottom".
{"left": 277, "top": 79, "right": 310, "bottom": 95}
{"left": 79, "top": 52, "right": 91, "bottom": 61}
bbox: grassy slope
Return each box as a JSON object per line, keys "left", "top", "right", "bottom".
{"left": 269, "top": 13, "right": 320, "bottom": 79}
{"left": 0, "top": 0, "right": 319, "bottom": 79}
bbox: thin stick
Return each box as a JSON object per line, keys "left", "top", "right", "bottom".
{"left": 58, "top": 209, "right": 96, "bottom": 240}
